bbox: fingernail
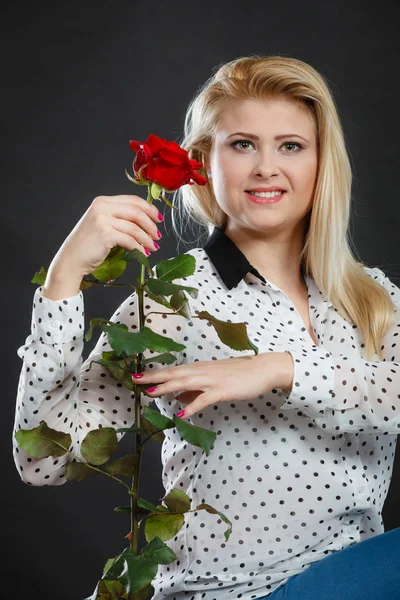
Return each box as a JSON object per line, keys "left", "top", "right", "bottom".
{"left": 144, "top": 249, "right": 151, "bottom": 256}
{"left": 132, "top": 373, "right": 143, "bottom": 379}
{"left": 146, "top": 386, "right": 158, "bottom": 393}
{"left": 157, "top": 211, "right": 164, "bottom": 221}
{"left": 153, "top": 241, "right": 160, "bottom": 250}
{"left": 176, "top": 409, "right": 186, "bottom": 418}
{"left": 156, "top": 229, "right": 163, "bottom": 239}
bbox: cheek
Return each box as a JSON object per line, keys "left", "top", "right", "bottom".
{"left": 296, "top": 159, "right": 317, "bottom": 191}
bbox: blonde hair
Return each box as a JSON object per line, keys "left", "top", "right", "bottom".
{"left": 170, "top": 53, "right": 394, "bottom": 361}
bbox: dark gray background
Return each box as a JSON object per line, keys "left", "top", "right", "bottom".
{"left": 3, "top": 1, "right": 400, "bottom": 597}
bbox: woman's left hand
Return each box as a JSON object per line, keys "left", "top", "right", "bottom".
{"left": 132, "top": 352, "right": 294, "bottom": 419}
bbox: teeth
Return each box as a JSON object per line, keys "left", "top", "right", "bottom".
{"left": 250, "top": 190, "right": 284, "bottom": 198}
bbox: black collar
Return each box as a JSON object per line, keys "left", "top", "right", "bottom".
{"left": 203, "top": 226, "right": 266, "bottom": 290}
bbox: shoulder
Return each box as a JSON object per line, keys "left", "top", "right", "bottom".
{"left": 362, "top": 264, "right": 400, "bottom": 308}
{"left": 362, "top": 265, "right": 386, "bottom": 283}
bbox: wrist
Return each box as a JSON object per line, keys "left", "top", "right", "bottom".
{"left": 279, "top": 351, "right": 294, "bottom": 393}
{"left": 42, "top": 263, "right": 83, "bottom": 300}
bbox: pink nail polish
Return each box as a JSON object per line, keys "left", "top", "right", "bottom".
{"left": 146, "top": 386, "right": 158, "bottom": 393}
{"left": 157, "top": 211, "right": 164, "bottom": 221}
{"left": 153, "top": 241, "right": 160, "bottom": 250}
{"left": 144, "top": 248, "right": 151, "bottom": 256}
{"left": 176, "top": 409, "right": 185, "bottom": 418}
{"left": 132, "top": 373, "right": 143, "bottom": 379}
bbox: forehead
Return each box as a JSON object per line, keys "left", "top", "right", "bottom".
{"left": 215, "top": 97, "right": 316, "bottom": 138}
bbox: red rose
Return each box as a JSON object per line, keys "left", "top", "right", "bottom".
{"left": 129, "top": 133, "right": 208, "bottom": 191}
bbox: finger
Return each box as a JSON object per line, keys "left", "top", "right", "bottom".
{"left": 143, "top": 374, "right": 208, "bottom": 398}
{"left": 177, "top": 391, "right": 217, "bottom": 419}
{"left": 132, "top": 365, "right": 193, "bottom": 384}
{"left": 111, "top": 216, "right": 160, "bottom": 252}
{"left": 105, "top": 195, "right": 163, "bottom": 222}
{"left": 108, "top": 206, "right": 162, "bottom": 241}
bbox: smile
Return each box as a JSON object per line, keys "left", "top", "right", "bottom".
{"left": 245, "top": 191, "right": 285, "bottom": 205}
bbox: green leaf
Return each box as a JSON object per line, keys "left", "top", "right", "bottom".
{"left": 155, "top": 253, "right": 196, "bottom": 281}
{"left": 141, "top": 406, "right": 174, "bottom": 431}
{"left": 103, "top": 578, "right": 124, "bottom": 597}
{"left": 142, "top": 288, "right": 175, "bottom": 310}
{"left": 144, "top": 512, "right": 185, "bottom": 543}
{"left": 141, "top": 536, "right": 177, "bottom": 565}
{"left": 90, "top": 358, "right": 134, "bottom": 392}
{"left": 31, "top": 266, "right": 47, "bottom": 285}
{"left": 138, "top": 416, "right": 165, "bottom": 443}
{"left": 146, "top": 278, "right": 198, "bottom": 299}
{"left": 85, "top": 318, "right": 126, "bottom": 342}
{"left": 196, "top": 310, "right": 259, "bottom": 355}
{"left": 102, "top": 547, "right": 158, "bottom": 595}
{"left": 163, "top": 488, "right": 191, "bottom": 514}
{"left": 129, "top": 583, "right": 153, "bottom": 600}
{"left": 196, "top": 503, "right": 233, "bottom": 542}
{"left": 137, "top": 497, "right": 170, "bottom": 514}
{"left": 66, "top": 461, "right": 101, "bottom": 482}
{"left": 91, "top": 246, "right": 127, "bottom": 281}
{"left": 80, "top": 427, "right": 118, "bottom": 465}
{"left": 102, "top": 324, "right": 186, "bottom": 355}
{"left": 124, "top": 248, "right": 152, "bottom": 275}
{"left": 113, "top": 505, "right": 131, "bottom": 514}
{"left": 105, "top": 454, "right": 138, "bottom": 478}
{"left": 142, "top": 352, "right": 177, "bottom": 366}
{"left": 169, "top": 290, "right": 192, "bottom": 319}
{"left": 173, "top": 416, "right": 216, "bottom": 457}
{"left": 80, "top": 279, "right": 96, "bottom": 290}
{"left": 14, "top": 421, "right": 71, "bottom": 458}
{"left": 90, "top": 357, "right": 126, "bottom": 370}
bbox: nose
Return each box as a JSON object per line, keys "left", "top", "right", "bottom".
{"left": 253, "top": 152, "right": 280, "bottom": 178}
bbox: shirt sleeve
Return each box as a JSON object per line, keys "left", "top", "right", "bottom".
{"left": 13, "top": 279, "right": 186, "bottom": 486}
{"left": 279, "top": 267, "right": 400, "bottom": 435}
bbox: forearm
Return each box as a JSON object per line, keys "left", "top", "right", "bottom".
{"left": 278, "top": 351, "right": 294, "bottom": 393}
{"left": 255, "top": 351, "right": 294, "bottom": 394}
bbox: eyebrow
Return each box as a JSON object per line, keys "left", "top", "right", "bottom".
{"left": 226, "top": 132, "right": 310, "bottom": 143}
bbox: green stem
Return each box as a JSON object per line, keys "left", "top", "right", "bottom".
{"left": 128, "top": 185, "right": 153, "bottom": 600}
{"left": 84, "top": 281, "right": 137, "bottom": 290}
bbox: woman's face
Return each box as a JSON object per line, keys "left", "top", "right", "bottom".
{"left": 206, "top": 97, "right": 318, "bottom": 237}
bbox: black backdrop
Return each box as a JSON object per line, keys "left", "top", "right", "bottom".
{"left": 3, "top": 1, "right": 400, "bottom": 597}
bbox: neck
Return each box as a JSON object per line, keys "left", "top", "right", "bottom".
{"left": 224, "top": 223, "right": 307, "bottom": 292}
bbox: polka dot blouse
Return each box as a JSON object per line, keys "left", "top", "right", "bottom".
{"left": 13, "top": 225, "right": 400, "bottom": 600}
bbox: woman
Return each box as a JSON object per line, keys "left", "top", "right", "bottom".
{"left": 13, "top": 54, "right": 400, "bottom": 599}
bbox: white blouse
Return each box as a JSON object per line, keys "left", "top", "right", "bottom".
{"left": 13, "top": 226, "right": 400, "bottom": 600}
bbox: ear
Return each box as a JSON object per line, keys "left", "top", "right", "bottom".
{"left": 203, "top": 153, "right": 211, "bottom": 173}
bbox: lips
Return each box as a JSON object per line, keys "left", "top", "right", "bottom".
{"left": 246, "top": 189, "right": 286, "bottom": 193}
{"left": 245, "top": 190, "right": 285, "bottom": 205}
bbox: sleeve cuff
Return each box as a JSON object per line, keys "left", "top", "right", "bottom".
{"left": 280, "top": 346, "right": 336, "bottom": 414}
{"left": 31, "top": 285, "right": 84, "bottom": 344}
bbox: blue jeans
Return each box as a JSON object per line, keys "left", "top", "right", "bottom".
{"left": 256, "top": 526, "right": 400, "bottom": 599}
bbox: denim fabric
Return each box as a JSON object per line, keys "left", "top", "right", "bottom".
{"left": 255, "top": 527, "right": 400, "bottom": 600}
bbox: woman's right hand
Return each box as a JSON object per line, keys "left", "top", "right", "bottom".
{"left": 43, "top": 195, "right": 164, "bottom": 299}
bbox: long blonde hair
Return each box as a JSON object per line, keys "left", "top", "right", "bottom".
{"left": 170, "top": 54, "right": 394, "bottom": 361}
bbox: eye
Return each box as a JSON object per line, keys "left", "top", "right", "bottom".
{"left": 282, "top": 142, "right": 303, "bottom": 152}
{"left": 230, "top": 139, "right": 303, "bottom": 152}
{"left": 231, "top": 139, "right": 255, "bottom": 151}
